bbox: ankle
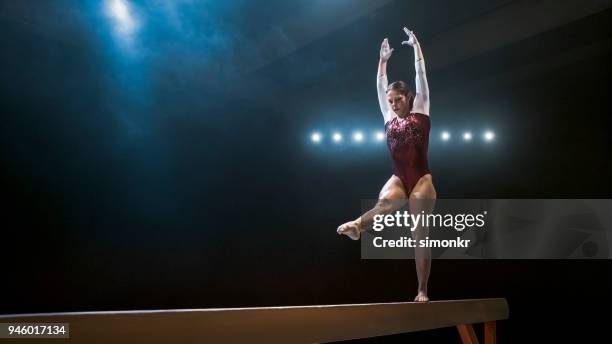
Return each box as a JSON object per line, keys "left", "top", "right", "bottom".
{"left": 355, "top": 217, "right": 363, "bottom": 232}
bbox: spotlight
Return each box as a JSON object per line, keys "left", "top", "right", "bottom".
{"left": 110, "top": 0, "right": 129, "bottom": 21}
{"left": 375, "top": 131, "right": 385, "bottom": 141}
{"left": 332, "top": 132, "right": 343, "bottom": 143}
{"left": 463, "top": 132, "right": 472, "bottom": 141}
{"left": 105, "top": 0, "right": 137, "bottom": 35}
{"left": 441, "top": 131, "right": 450, "bottom": 141}
{"left": 311, "top": 132, "right": 322, "bottom": 143}
{"left": 484, "top": 131, "right": 495, "bottom": 142}
{"left": 353, "top": 131, "right": 364, "bottom": 142}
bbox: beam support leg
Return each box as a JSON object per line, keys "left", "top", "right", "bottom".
{"left": 484, "top": 321, "right": 496, "bottom": 344}
{"left": 457, "top": 324, "right": 479, "bottom": 344}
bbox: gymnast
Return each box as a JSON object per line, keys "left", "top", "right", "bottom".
{"left": 337, "top": 28, "right": 436, "bottom": 302}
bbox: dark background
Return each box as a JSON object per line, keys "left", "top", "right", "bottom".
{"left": 1, "top": 0, "right": 611, "bottom": 342}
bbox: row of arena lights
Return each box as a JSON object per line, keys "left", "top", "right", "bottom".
{"left": 311, "top": 130, "right": 495, "bottom": 143}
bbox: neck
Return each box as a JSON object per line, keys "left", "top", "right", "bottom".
{"left": 397, "top": 109, "right": 410, "bottom": 118}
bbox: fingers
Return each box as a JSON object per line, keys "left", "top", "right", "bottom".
{"left": 381, "top": 38, "right": 394, "bottom": 57}
{"left": 401, "top": 27, "right": 417, "bottom": 46}
{"left": 403, "top": 27, "right": 416, "bottom": 38}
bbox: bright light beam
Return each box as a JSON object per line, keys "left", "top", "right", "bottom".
{"left": 353, "top": 131, "right": 364, "bottom": 143}
{"left": 105, "top": 0, "right": 137, "bottom": 36}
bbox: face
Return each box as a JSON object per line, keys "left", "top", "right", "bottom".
{"left": 387, "top": 90, "right": 408, "bottom": 116}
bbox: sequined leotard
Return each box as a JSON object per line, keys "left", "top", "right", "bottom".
{"left": 377, "top": 52, "right": 431, "bottom": 194}
{"left": 385, "top": 112, "right": 431, "bottom": 193}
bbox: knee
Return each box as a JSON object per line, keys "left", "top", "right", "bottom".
{"left": 375, "top": 198, "right": 394, "bottom": 212}
{"left": 409, "top": 191, "right": 426, "bottom": 200}
{"left": 409, "top": 192, "right": 420, "bottom": 200}
{"left": 409, "top": 190, "right": 436, "bottom": 200}
{"left": 377, "top": 196, "right": 407, "bottom": 213}
{"left": 409, "top": 190, "right": 436, "bottom": 213}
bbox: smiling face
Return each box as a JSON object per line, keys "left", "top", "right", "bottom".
{"left": 387, "top": 89, "right": 409, "bottom": 116}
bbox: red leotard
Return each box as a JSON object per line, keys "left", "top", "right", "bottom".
{"left": 385, "top": 112, "right": 431, "bottom": 194}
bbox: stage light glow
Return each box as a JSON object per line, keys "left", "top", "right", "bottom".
{"left": 305, "top": 127, "right": 497, "bottom": 147}
{"left": 105, "top": 0, "right": 137, "bottom": 35}
{"left": 110, "top": 0, "right": 129, "bottom": 20}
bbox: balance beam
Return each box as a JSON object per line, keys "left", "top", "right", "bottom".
{"left": 0, "top": 298, "right": 508, "bottom": 343}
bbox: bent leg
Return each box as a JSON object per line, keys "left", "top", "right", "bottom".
{"left": 337, "top": 175, "right": 407, "bottom": 240}
{"left": 409, "top": 174, "right": 436, "bottom": 302}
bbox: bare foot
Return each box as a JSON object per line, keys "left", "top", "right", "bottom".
{"left": 336, "top": 220, "right": 361, "bottom": 240}
{"left": 414, "top": 291, "right": 429, "bottom": 302}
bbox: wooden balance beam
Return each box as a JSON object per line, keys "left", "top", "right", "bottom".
{"left": 0, "top": 298, "right": 508, "bottom": 343}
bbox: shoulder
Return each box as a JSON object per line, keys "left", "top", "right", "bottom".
{"left": 384, "top": 114, "right": 398, "bottom": 127}
{"left": 384, "top": 111, "right": 397, "bottom": 124}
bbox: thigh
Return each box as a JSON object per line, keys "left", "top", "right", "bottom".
{"left": 409, "top": 174, "right": 436, "bottom": 212}
{"left": 379, "top": 175, "right": 408, "bottom": 200}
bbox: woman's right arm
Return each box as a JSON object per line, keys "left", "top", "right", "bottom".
{"left": 377, "top": 38, "right": 393, "bottom": 123}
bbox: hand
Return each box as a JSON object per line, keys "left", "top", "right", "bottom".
{"left": 379, "top": 38, "right": 394, "bottom": 62}
{"left": 401, "top": 27, "right": 418, "bottom": 47}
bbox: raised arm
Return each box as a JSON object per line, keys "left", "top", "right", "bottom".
{"left": 377, "top": 38, "right": 394, "bottom": 123}
{"left": 402, "top": 28, "right": 430, "bottom": 116}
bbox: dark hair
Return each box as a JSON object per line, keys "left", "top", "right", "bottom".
{"left": 386, "top": 81, "right": 414, "bottom": 111}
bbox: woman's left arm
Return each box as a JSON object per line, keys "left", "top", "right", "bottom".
{"left": 402, "top": 28, "right": 430, "bottom": 116}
